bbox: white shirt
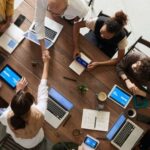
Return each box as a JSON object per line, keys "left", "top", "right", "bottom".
{"left": 0, "top": 79, "right": 48, "bottom": 149}
{"left": 34, "top": 0, "right": 89, "bottom": 39}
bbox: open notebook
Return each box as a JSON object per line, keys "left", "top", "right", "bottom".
{"left": 69, "top": 52, "right": 92, "bottom": 75}
{"left": 81, "top": 109, "right": 110, "bottom": 131}
{"left": 0, "top": 23, "right": 24, "bottom": 54}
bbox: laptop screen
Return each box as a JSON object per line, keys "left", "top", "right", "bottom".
{"left": 106, "top": 114, "right": 126, "bottom": 140}
{"left": 108, "top": 85, "right": 132, "bottom": 108}
{"left": 48, "top": 88, "right": 74, "bottom": 111}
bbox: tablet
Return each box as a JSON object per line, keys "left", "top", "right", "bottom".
{"left": 83, "top": 135, "right": 99, "bottom": 150}
{"left": 0, "top": 64, "right": 22, "bottom": 89}
{"left": 108, "top": 85, "right": 133, "bottom": 108}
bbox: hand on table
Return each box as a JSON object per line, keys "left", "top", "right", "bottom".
{"left": 16, "top": 77, "right": 28, "bottom": 93}
{"left": 87, "top": 62, "right": 99, "bottom": 70}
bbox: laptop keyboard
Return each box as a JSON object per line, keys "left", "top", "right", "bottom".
{"left": 114, "top": 122, "right": 135, "bottom": 147}
{"left": 32, "top": 25, "right": 57, "bottom": 40}
{"left": 47, "top": 99, "right": 66, "bottom": 120}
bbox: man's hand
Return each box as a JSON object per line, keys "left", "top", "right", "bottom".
{"left": 42, "top": 50, "right": 50, "bottom": 63}
{"left": 125, "top": 79, "right": 136, "bottom": 93}
{"left": 87, "top": 62, "right": 99, "bottom": 70}
{"left": 16, "top": 77, "right": 28, "bottom": 93}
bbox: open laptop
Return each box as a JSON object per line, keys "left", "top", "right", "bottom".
{"left": 45, "top": 87, "right": 74, "bottom": 128}
{"left": 24, "top": 17, "right": 63, "bottom": 49}
{"left": 0, "top": 23, "right": 24, "bottom": 54}
{"left": 106, "top": 114, "right": 144, "bottom": 150}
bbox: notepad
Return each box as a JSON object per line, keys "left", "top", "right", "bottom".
{"left": 69, "top": 52, "right": 92, "bottom": 75}
{"left": 81, "top": 109, "right": 110, "bottom": 131}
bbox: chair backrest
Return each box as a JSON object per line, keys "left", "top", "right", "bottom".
{"left": 98, "top": 11, "right": 131, "bottom": 37}
{"left": 127, "top": 36, "right": 150, "bottom": 57}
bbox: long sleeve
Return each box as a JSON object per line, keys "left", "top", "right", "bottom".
{"left": 35, "top": 79, "right": 48, "bottom": 115}
{"left": 34, "top": 0, "right": 47, "bottom": 39}
{"left": 6, "top": 0, "right": 14, "bottom": 17}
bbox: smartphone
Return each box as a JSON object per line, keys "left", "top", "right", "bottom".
{"left": 136, "top": 113, "right": 150, "bottom": 124}
{"left": 14, "top": 14, "right": 26, "bottom": 27}
{"left": 83, "top": 135, "right": 100, "bottom": 150}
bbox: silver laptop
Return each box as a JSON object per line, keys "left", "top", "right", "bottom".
{"left": 0, "top": 23, "right": 24, "bottom": 54}
{"left": 106, "top": 114, "right": 144, "bottom": 150}
{"left": 45, "top": 87, "right": 74, "bottom": 128}
{"left": 24, "top": 17, "right": 63, "bottom": 49}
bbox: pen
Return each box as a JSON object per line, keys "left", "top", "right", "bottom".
{"left": 63, "top": 114, "right": 71, "bottom": 127}
{"left": 94, "top": 117, "right": 97, "bottom": 128}
{"left": 63, "top": 76, "right": 77, "bottom": 82}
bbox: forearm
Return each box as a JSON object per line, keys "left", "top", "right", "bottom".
{"left": 42, "top": 62, "right": 49, "bottom": 80}
{"left": 73, "top": 21, "right": 85, "bottom": 49}
{"left": 96, "top": 58, "right": 119, "bottom": 66}
{"left": 39, "top": 39, "right": 45, "bottom": 52}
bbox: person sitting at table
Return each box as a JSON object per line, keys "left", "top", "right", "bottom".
{"left": 73, "top": 10, "right": 128, "bottom": 69}
{"left": 116, "top": 50, "right": 150, "bottom": 99}
{"left": 0, "top": 0, "right": 14, "bottom": 33}
{"left": 34, "top": 0, "right": 89, "bottom": 56}
{"left": 0, "top": 51, "right": 50, "bottom": 149}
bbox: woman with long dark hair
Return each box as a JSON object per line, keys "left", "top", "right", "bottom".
{"left": 0, "top": 51, "right": 50, "bottom": 148}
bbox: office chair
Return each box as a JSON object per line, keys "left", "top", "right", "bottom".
{"left": 126, "top": 36, "right": 150, "bottom": 56}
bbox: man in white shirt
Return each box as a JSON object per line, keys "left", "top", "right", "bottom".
{"left": 34, "top": 0, "right": 89, "bottom": 55}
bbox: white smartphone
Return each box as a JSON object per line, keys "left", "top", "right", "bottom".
{"left": 83, "top": 135, "right": 100, "bottom": 150}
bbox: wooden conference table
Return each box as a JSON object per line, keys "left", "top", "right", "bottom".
{"left": 0, "top": 1, "right": 149, "bottom": 149}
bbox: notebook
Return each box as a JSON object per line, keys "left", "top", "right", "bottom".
{"left": 24, "top": 17, "right": 63, "bottom": 49}
{"left": 108, "top": 84, "right": 133, "bottom": 108}
{"left": 45, "top": 87, "right": 74, "bottom": 128}
{"left": 0, "top": 23, "right": 24, "bottom": 54}
{"left": 81, "top": 109, "right": 110, "bottom": 131}
{"left": 69, "top": 52, "right": 92, "bottom": 75}
{"left": 106, "top": 114, "right": 144, "bottom": 150}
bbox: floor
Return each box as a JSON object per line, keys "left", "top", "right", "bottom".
{"left": 83, "top": 0, "right": 150, "bottom": 51}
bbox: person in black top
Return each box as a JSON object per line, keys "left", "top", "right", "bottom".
{"left": 73, "top": 11, "right": 128, "bottom": 69}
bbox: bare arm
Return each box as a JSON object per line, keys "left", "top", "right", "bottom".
{"left": 88, "top": 49, "right": 125, "bottom": 69}
{"left": 73, "top": 21, "right": 86, "bottom": 57}
{"left": 41, "top": 51, "right": 50, "bottom": 80}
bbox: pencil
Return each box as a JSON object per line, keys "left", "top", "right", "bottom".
{"left": 94, "top": 117, "right": 97, "bottom": 128}
{"left": 63, "top": 76, "right": 77, "bottom": 82}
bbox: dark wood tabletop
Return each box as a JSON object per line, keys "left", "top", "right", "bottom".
{"left": 0, "top": 1, "right": 149, "bottom": 149}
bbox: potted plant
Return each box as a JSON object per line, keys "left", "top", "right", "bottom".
{"left": 77, "top": 84, "right": 88, "bottom": 94}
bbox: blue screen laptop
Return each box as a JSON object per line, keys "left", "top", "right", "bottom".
{"left": 106, "top": 114, "right": 144, "bottom": 150}
{"left": 108, "top": 85, "right": 133, "bottom": 108}
{"left": 45, "top": 87, "right": 73, "bottom": 128}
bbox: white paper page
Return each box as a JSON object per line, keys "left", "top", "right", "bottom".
{"left": 69, "top": 61, "right": 84, "bottom": 75}
{"left": 81, "top": 109, "right": 110, "bottom": 131}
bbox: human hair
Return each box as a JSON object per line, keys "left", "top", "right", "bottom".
{"left": 105, "top": 10, "right": 128, "bottom": 34}
{"left": 137, "top": 57, "right": 150, "bottom": 81}
{"left": 10, "top": 90, "right": 34, "bottom": 130}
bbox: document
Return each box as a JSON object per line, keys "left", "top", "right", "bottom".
{"left": 81, "top": 109, "right": 110, "bottom": 131}
{"left": 69, "top": 52, "right": 92, "bottom": 75}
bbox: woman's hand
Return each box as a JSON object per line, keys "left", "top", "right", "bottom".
{"left": 42, "top": 50, "right": 50, "bottom": 63}
{"left": 16, "top": 77, "right": 28, "bottom": 93}
{"left": 87, "top": 62, "right": 99, "bottom": 70}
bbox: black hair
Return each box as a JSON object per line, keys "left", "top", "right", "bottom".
{"left": 106, "top": 10, "right": 128, "bottom": 34}
{"left": 10, "top": 90, "right": 34, "bottom": 130}
{"left": 137, "top": 57, "right": 150, "bottom": 81}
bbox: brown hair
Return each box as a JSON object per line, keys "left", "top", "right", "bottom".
{"left": 137, "top": 57, "right": 150, "bottom": 81}
{"left": 106, "top": 10, "right": 128, "bottom": 33}
{"left": 10, "top": 90, "right": 34, "bottom": 130}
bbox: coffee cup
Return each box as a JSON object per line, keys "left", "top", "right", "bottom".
{"left": 97, "top": 92, "right": 107, "bottom": 102}
{"left": 127, "top": 108, "right": 136, "bottom": 118}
